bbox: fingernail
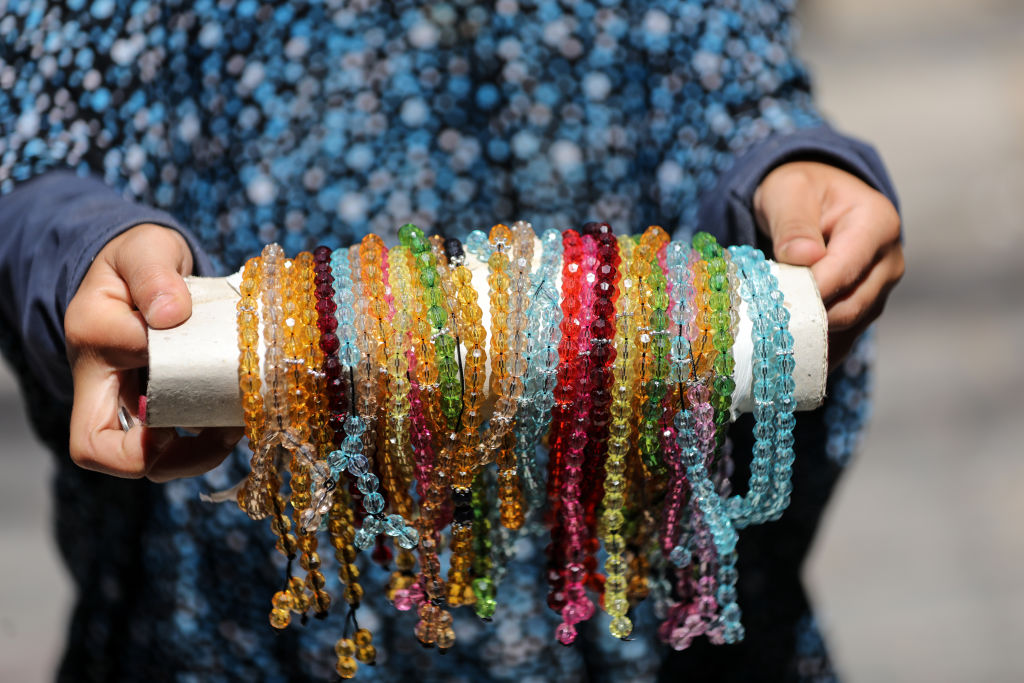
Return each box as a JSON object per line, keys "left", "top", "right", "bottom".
{"left": 778, "top": 238, "right": 820, "bottom": 264}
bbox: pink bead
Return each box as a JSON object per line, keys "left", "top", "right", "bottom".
{"left": 393, "top": 589, "right": 415, "bottom": 611}
{"left": 556, "top": 622, "right": 577, "bottom": 645}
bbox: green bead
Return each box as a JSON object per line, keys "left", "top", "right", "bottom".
{"left": 714, "top": 376, "right": 736, "bottom": 396}
{"left": 474, "top": 597, "right": 497, "bottom": 620}
{"left": 712, "top": 394, "right": 731, "bottom": 412}
{"left": 409, "top": 235, "right": 429, "bottom": 254}
{"left": 427, "top": 305, "right": 447, "bottom": 329}
{"left": 639, "top": 433, "right": 660, "bottom": 455}
{"left": 692, "top": 232, "right": 712, "bottom": 250}
{"left": 645, "top": 382, "right": 666, "bottom": 404}
{"left": 417, "top": 251, "right": 436, "bottom": 268}
{"left": 419, "top": 269, "right": 437, "bottom": 288}
{"left": 713, "top": 354, "right": 736, "bottom": 375}
{"left": 398, "top": 223, "right": 421, "bottom": 244}
{"left": 437, "top": 358, "right": 460, "bottom": 381}
{"left": 439, "top": 377, "right": 461, "bottom": 397}
{"left": 713, "top": 333, "right": 734, "bottom": 351}
{"left": 710, "top": 291, "right": 730, "bottom": 311}
{"left": 648, "top": 309, "right": 668, "bottom": 330}
{"left": 435, "top": 334, "right": 456, "bottom": 358}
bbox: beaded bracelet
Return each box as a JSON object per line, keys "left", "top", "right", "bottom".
{"left": 383, "top": 243, "right": 421, "bottom": 598}
{"left": 512, "top": 227, "right": 563, "bottom": 529}
{"left": 492, "top": 221, "right": 531, "bottom": 533}
{"left": 553, "top": 232, "right": 599, "bottom": 644}
{"left": 236, "top": 254, "right": 269, "bottom": 520}
{"left": 349, "top": 237, "right": 418, "bottom": 554}
{"left": 599, "top": 233, "right": 640, "bottom": 639}
{"left": 659, "top": 240, "right": 696, "bottom": 556}
{"left": 636, "top": 226, "right": 672, "bottom": 475}
{"left": 692, "top": 232, "right": 735, "bottom": 456}
{"left": 725, "top": 245, "right": 796, "bottom": 527}
{"left": 545, "top": 228, "right": 586, "bottom": 617}
{"left": 431, "top": 233, "right": 483, "bottom": 610}
{"left": 397, "top": 225, "right": 456, "bottom": 649}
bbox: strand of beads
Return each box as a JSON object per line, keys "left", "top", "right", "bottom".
{"left": 226, "top": 224, "right": 808, "bottom": 671}
{"left": 398, "top": 224, "right": 456, "bottom": 649}
{"left": 494, "top": 221, "right": 532, "bottom": 532}
{"left": 434, "top": 233, "right": 482, "bottom": 611}
{"left": 599, "top": 233, "right": 639, "bottom": 639}
{"left": 554, "top": 231, "right": 598, "bottom": 645}
{"left": 512, "top": 227, "right": 562, "bottom": 530}
{"left": 636, "top": 226, "right": 672, "bottom": 475}
{"left": 725, "top": 245, "right": 796, "bottom": 526}
{"left": 236, "top": 255, "right": 268, "bottom": 519}
{"left": 546, "top": 228, "right": 586, "bottom": 618}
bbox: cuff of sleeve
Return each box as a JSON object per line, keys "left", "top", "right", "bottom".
{"left": 57, "top": 173, "right": 216, "bottom": 313}
{"left": 697, "top": 124, "right": 901, "bottom": 248}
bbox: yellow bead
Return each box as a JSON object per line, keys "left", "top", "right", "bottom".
{"left": 269, "top": 607, "right": 290, "bottom": 630}
{"left": 344, "top": 584, "right": 364, "bottom": 604}
{"left": 334, "top": 638, "right": 356, "bottom": 658}
{"left": 271, "top": 590, "right": 294, "bottom": 611}
{"left": 305, "top": 570, "right": 326, "bottom": 591}
{"left": 609, "top": 616, "right": 633, "bottom": 639}
{"left": 335, "top": 656, "right": 358, "bottom": 679}
{"left": 354, "top": 628, "right": 372, "bottom": 647}
{"left": 355, "top": 644, "right": 377, "bottom": 664}
{"left": 437, "top": 626, "right": 456, "bottom": 650}
{"left": 313, "top": 591, "right": 331, "bottom": 614}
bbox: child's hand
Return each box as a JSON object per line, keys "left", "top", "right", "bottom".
{"left": 753, "top": 161, "right": 905, "bottom": 372}
{"left": 64, "top": 224, "right": 242, "bottom": 481}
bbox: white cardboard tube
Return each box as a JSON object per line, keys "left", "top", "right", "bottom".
{"left": 145, "top": 248, "right": 827, "bottom": 428}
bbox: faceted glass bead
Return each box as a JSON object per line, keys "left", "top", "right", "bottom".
{"left": 361, "top": 492, "right": 385, "bottom": 515}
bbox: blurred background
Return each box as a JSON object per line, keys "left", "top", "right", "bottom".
{"left": 1, "top": 1, "right": 1022, "bottom": 680}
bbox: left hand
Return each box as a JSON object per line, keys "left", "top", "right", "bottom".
{"left": 753, "top": 161, "right": 905, "bottom": 373}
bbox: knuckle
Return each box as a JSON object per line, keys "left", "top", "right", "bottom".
{"left": 872, "top": 195, "right": 902, "bottom": 239}
{"left": 891, "top": 248, "right": 906, "bottom": 283}
{"left": 776, "top": 217, "right": 816, "bottom": 239}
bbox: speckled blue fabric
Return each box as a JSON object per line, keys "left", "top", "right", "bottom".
{"left": 0, "top": 1, "right": 880, "bottom": 681}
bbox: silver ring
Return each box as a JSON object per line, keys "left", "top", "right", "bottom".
{"left": 118, "top": 405, "right": 136, "bottom": 433}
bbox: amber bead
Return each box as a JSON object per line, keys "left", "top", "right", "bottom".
{"left": 335, "top": 656, "right": 358, "bottom": 679}
{"left": 269, "top": 608, "right": 290, "bottom": 630}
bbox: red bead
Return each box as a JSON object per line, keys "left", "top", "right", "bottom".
{"left": 317, "top": 312, "right": 338, "bottom": 333}
{"left": 324, "top": 356, "right": 343, "bottom": 378}
{"left": 316, "top": 298, "right": 337, "bottom": 317}
{"left": 319, "top": 332, "right": 340, "bottom": 354}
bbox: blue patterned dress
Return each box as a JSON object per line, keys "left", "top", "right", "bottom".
{"left": 0, "top": 1, "right": 888, "bottom": 680}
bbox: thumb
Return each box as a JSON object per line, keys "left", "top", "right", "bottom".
{"left": 109, "top": 224, "right": 195, "bottom": 329}
{"left": 753, "top": 167, "right": 828, "bottom": 267}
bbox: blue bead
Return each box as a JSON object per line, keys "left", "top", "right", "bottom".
{"left": 356, "top": 473, "right": 378, "bottom": 495}
{"left": 353, "top": 528, "right": 375, "bottom": 550}
{"left": 363, "top": 492, "right": 385, "bottom": 515}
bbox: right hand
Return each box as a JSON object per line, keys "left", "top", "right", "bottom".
{"left": 64, "top": 223, "right": 242, "bottom": 482}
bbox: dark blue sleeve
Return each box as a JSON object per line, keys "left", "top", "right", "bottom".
{"left": 697, "top": 124, "right": 901, "bottom": 247}
{"left": 0, "top": 170, "right": 215, "bottom": 403}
